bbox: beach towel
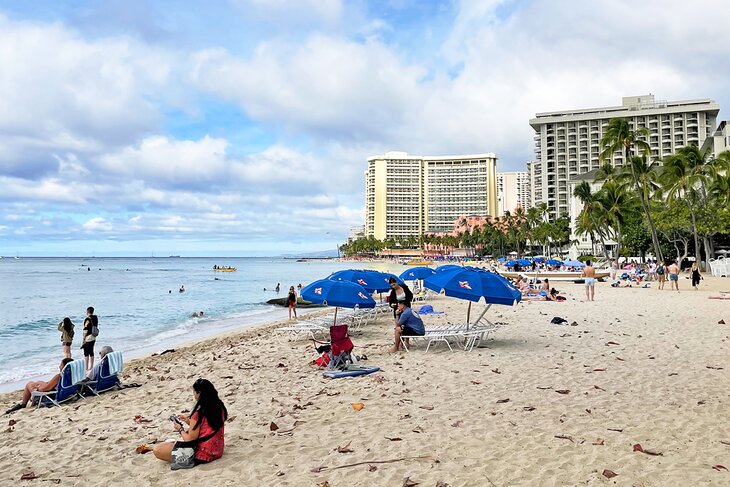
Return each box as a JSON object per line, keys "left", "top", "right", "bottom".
{"left": 68, "top": 359, "right": 86, "bottom": 385}
{"left": 106, "top": 351, "right": 124, "bottom": 375}
{"left": 417, "top": 305, "right": 443, "bottom": 315}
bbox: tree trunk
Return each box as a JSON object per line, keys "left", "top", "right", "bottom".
{"left": 688, "top": 203, "right": 701, "bottom": 269}
{"left": 625, "top": 147, "right": 664, "bottom": 261}
{"left": 703, "top": 236, "right": 713, "bottom": 269}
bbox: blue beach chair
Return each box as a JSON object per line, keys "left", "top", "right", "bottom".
{"left": 84, "top": 351, "right": 124, "bottom": 395}
{"left": 31, "top": 359, "right": 85, "bottom": 408}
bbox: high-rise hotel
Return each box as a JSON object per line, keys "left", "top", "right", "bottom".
{"left": 364, "top": 151, "right": 498, "bottom": 240}
{"left": 529, "top": 94, "right": 720, "bottom": 219}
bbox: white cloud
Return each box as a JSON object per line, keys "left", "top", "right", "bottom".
{"left": 82, "top": 217, "right": 112, "bottom": 232}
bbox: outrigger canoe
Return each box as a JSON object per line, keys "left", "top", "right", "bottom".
{"left": 213, "top": 267, "right": 237, "bottom": 272}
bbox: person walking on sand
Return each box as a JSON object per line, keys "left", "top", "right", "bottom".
{"left": 691, "top": 262, "right": 702, "bottom": 290}
{"left": 668, "top": 261, "right": 680, "bottom": 292}
{"left": 57, "top": 317, "right": 75, "bottom": 359}
{"left": 287, "top": 286, "right": 297, "bottom": 320}
{"left": 610, "top": 259, "right": 618, "bottom": 282}
{"left": 581, "top": 260, "right": 596, "bottom": 301}
{"left": 81, "top": 306, "right": 99, "bottom": 372}
{"left": 657, "top": 261, "right": 666, "bottom": 290}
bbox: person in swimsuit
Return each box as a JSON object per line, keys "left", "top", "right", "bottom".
{"left": 287, "top": 286, "right": 297, "bottom": 320}
{"left": 690, "top": 262, "right": 702, "bottom": 290}
{"left": 582, "top": 260, "right": 596, "bottom": 301}
{"left": 668, "top": 261, "right": 680, "bottom": 292}
{"left": 5, "top": 358, "right": 73, "bottom": 414}
{"left": 153, "top": 378, "right": 228, "bottom": 467}
{"left": 58, "top": 317, "right": 75, "bottom": 359}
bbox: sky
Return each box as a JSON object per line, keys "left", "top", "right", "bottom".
{"left": 1, "top": 0, "right": 728, "bottom": 256}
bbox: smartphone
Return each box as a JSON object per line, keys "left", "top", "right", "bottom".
{"left": 169, "top": 415, "right": 183, "bottom": 426}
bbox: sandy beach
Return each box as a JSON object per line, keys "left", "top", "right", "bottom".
{"left": 1, "top": 275, "right": 728, "bottom": 486}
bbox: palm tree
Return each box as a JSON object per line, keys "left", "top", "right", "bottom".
{"left": 596, "top": 180, "right": 632, "bottom": 258}
{"left": 600, "top": 118, "right": 663, "bottom": 261}
{"left": 709, "top": 173, "right": 730, "bottom": 207}
{"left": 661, "top": 147, "right": 710, "bottom": 264}
{"left": 625, "top": 155, "right": 661, "bottom": 204}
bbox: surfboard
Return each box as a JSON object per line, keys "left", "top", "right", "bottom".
{"left": 323, "top": 365, "right": 380, "bottom": 379}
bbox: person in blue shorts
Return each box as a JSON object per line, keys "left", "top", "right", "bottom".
{"left": 390, "top": 300, "right": 425, "bottom": 352}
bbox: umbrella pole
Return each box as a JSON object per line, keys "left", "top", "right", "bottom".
{"left": 466, "top": 301, "right": 472, "bottom": 331}
{"left": 334, "top": 307, "right": 338, "bottom": 326}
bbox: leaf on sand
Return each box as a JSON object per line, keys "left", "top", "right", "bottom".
{"left": 712, "top": 464, "right": 728, "bottom": 471}
{"left": 554, "top": 435, "right": 574, "bottom": 442}
{"left": 351, "top": 403, "right": 365, "bottom": 411}
{"left": 592, "top": 438, "right": 604, "bottom": 445}
{"left": 593, "top": 368, "right": 606, "bottom": 372}
{"left": 269, "top": 422, "right": 279, "bottom": 431}
{"left": 633, "top": 443, "right": 644, "bottom": 452}
{"left": 335, "top": 441, "right": 354, "bottom": 453}
{"left": 419, "top": 405, "right": 434, "bottom": 410}
{"left": 718, "top": 319, "right": 726, "bottom": 324}
{"left": 133, "top": 415, "right": 151, "bottom": 424}
{"left": 602, "top": 469, "right": 618, "bottom": 479}
{"left": 385, "top": 437, "right": 402, "bottom": 441}
{"left": 491, "top": 368, "right": 501, "bottom": 374}
{"left": 706, "top": 366, "right": 724, "bottom": 370}
{"left": 616, "top": 357, "right": 626, "bottom": 361}
{"left": 451, "top": 420, "right": 463, "bottom": 427}
{"left": 523, "top": 406, "right": 536, "bottom": 412}
{"left": 402, "top": 477, "right": 420, "bottom": 486}
{"left": 720, "top": 440, "right": 730, "bottom": 446}
{"left": 316, "top": 481, "right": 330, "bottom": 487}
{"left": 594, "top": 385, "right": 606, "bottom": 391}
{"left": 607, "top": 428, "right": 623, "bottom": 432}
{"left": 435, "top": 482, "right": 450, "bottom": 487}
{"left": 367, "top": 464, "right": 378, "bottom": 472}
{"left": 555, "top": 390, "right": 570, "bottom": 395}
{"left": 8, "top": 419, "right": 17, "bottom": 426}
{"left": 606, "top": 341, "right": 620, "bottom": 346}
{"left": 310, "top": 466, "right": 325, "bottom": 473}
{"left": 20, "top": 472, "right": 37, "bottom": 480}
{"left": 226, "top": 415, "right": 237, "bottom": 423}
{"left": 135, "top": 444, "right": 153, "bottom": 454}
{"left": 496, "top": 398, "right": 510, "bottom": 404}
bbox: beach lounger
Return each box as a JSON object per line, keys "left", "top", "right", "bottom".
{"left": 83, "top": 351, "right": 123, "bottom": 395}
{"left": 31, "top": 359, "right": 85, "bottom": 408}
{"left": 275, "top": 320, "right": 329, "bottom": 341}
{"left": 401, "top": 306, "right": 501, "bottom": 352}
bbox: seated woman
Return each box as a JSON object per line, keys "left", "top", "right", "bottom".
{"left": 5, "top": 357, "right": 73, "bottom": 414}
{"left": 153, "top": 378, "right": 228, "bottom": 467}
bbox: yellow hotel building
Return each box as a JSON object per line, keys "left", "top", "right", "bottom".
{"left": 364, "top": 151, "right": 498, "bottom": 240}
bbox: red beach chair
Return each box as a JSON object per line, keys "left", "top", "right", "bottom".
{"left": 313, "top": 325, "right": 355, "bottom": 369}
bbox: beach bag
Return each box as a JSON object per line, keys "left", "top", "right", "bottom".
{"left": 170, "top": 430, "right": 218, "bottom": 470}
{"left": 91, "top": 324, "right": 99, "bottom": 337}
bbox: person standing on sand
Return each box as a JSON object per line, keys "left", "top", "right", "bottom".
{"left": 691, "top": 262, "right": 702, "bottom": 290}
{"left": 287, "top": 286, "right": 297, "bottom": 320}
{"left": 657, "top": 261, "right": 666, "bottom": 290}
{"left": 581, "top": 260, "right": 596, "bottom": 301}
{"left": 81, "top": 306, "right": 98, "bottom": 372}
{"left": 668, "top": 261, "right": 680, "bottom": 292}
{"left": 610, "top": 259, "right": 618, "bottom": 281}
{"left": 57, "top": 317, "right": 74, "bottom": 359}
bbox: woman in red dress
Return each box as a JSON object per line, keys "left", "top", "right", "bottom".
{"left": 153, "top": 379, "right": 228, "bottom": 465}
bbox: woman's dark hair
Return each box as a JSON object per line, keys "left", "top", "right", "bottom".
{"left": 389, "top": 277, "right": 397, "bottom": 284}
{"left": 62, "top": 317, "right": 73, "bottom": 331}
{"left": 191, "top": 378, "right": 228, "bottom": 431}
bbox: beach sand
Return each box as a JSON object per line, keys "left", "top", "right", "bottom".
{"left": 1, "top": 275, "right": 728, "bottom": 486}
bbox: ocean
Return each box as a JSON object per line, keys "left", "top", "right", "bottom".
{"left": 0, "top": 257, "right": 399, "bottom": 390}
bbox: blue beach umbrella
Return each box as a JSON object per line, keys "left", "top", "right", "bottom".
{"left": 301, "top": 278, "right": 376, "bottom": 324}
{"left": 399, "top": 266, "right": 436, "bottom": 281}
{"left": 328, "top": 269, "right": 401, "bottom": 293}
{"left": 436, "top": 264, "right": 461, "bottom": 273}
{"left": 497, "top": 257, "right": 506, "bottom": 262}
{"left": 424, "top": 267, "right": 521, "bottom": 330}
{"left": 563, "top": 259, "right": 586, "bottom": 268}
{"left": 533, "top": 257, "right": 545, "bottom": 263}
{"left": 547, "top": 259, "right": 563, "bottom": 266}
{"left": 516, "top": 259, "right": 532, "bottom": 266}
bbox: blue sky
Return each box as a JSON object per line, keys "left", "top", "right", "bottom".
{"left": 0, "top": 0, "right": 728, "bottom": 256}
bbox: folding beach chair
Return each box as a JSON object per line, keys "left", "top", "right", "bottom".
{"left": 31, "top": 359, "right": 85, "bottom": 408}
{"left": 312, "top": 325, "right": 355, "bottom": 369}
{"left": 83, "top": 351, "right": 123, "bottom": 395}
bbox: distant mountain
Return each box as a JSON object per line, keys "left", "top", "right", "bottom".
{"left": 280, "top": 249, "right": 339, "bottom": 259}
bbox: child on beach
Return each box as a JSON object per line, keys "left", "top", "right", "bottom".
{"left": 287, "top": 286, "right": 297, "bottom": 320}
{"left": 153, "top": 378, "right": 228, "bottom": 468}
{"left": 57, "top": 317, "right": 74, "bottom": 359}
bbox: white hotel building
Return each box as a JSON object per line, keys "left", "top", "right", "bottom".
{"left": 364, "top": 151, "right": 498, "bottom": 240}
{"left": 496, "top": 171, "right": 531, "bottom": 216}
{"left": 529, "top": 94, "right": 720, "bottom": 220}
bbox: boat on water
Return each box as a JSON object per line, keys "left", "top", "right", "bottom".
{"left": 497, "top": 269, "right": 611, "bottom": 282}
{"left": 404, "top": 260, "right": 434, "bottom": 266}
{"left": 213, "top": 267, "right": 237, "bottom": 272}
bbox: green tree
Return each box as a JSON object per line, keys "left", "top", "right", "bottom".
{"left": 600, "top": 118, "right": 663, "bottom": 261}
